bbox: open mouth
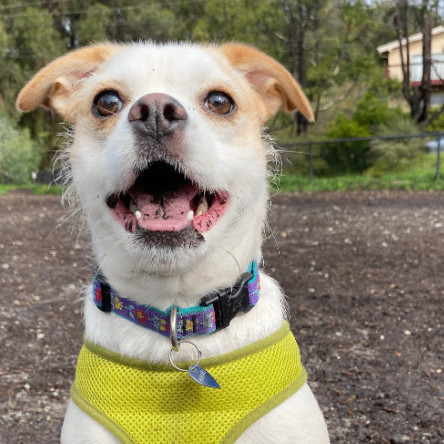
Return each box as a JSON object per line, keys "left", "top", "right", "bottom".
{"left": 105, "top": 161, "right": 229, "bottom": 237}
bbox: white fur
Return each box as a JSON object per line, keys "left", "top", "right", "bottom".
{"left": 32, "top": 42, "right": 329, "bottom": 443}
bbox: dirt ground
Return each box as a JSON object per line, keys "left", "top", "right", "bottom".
{"left": 0, "top": 189, "right": 442, "bottom": 444}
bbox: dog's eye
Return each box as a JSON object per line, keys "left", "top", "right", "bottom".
{"left": 205, "top": 91, "right": 235, "bottom": 115}
{"left": 92, "top": 91, "right": 123, "bottom": 117}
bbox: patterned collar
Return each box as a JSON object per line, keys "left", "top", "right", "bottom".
{"left": 92, "top": 262, "right": 260, "bottom": 340}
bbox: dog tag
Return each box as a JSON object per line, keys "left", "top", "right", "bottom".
{"left": 188, "top": 365, "right": 220, "bottom": 389}
{"left": 169, "top": 340, "right": 220, "bottom": 389}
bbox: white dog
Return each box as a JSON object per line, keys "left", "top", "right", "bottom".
{"left": 17, "top": 42, "right": 329, "bottom": 444}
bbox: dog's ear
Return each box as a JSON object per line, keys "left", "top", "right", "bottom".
{"left": 16, "top": 44, "right": 120, "bottom": 121}
{"left": 220, "top": 43, "right": 314, "bottom": 123}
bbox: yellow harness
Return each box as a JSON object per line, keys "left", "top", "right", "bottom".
{"left": 71, "top": 322, "right": 306, "bottom": 444}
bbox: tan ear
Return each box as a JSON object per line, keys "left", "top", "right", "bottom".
{"left": 220, "top": 43, "right": 314, "bottom": 123}
{"left": 16, "top": 44, "right": 122, "bottom": 120}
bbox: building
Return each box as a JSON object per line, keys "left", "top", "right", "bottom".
{"left": 377, "top": 25, "right": 444, "bottom": 106}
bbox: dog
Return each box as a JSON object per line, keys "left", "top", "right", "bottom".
{"left": 17, "top": 42, "right": 329, "bottom": 443}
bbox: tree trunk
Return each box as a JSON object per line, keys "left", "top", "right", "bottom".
{"left": 418, "top": 6, "right": 432, "bottom": 122}
{"left": 394, "top": 0, "right": 433, "bottom": 123}
{"left": 396, "top": 1, "right": 413, "bottom": 110}
{"left": 296, "top": 3, "right": 308, "bottom": 135}
{"left": 313, "top": 1, "right": 321, "bottom": 121}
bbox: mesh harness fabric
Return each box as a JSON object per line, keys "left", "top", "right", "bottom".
{"left": 71, "top": 322, "right": 307, "bottom": 444}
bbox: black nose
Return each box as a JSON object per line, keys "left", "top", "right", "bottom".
{"left": 128, "top": 93, "right": 188, "bottom": 137}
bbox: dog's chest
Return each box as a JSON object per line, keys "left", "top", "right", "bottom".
{"left": 71, "top": 323, "right": 306, "bottom": 444}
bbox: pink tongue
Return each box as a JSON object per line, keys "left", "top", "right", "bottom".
{"left": 131, "top": 184, "right": 197, "bottom": 231}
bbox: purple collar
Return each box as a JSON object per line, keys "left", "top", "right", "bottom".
{"left": 92, "top": 262, "right": 260, "bottom": 340}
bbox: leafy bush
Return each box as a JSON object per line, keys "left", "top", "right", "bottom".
{"left": 426, "top": 108, "right": 444, "bottom": 132}
{"left": 367, "top": 116, "right": 426, "bottom": 177}
{"left": 322, "top": 113, "right": 371, "bottom": 174}
{"left": 353, "top": 93, "right": 404, "bottom": 129}
{"left": 283, "top": 145, "right": 329, "bottom": 177}
{"left": 0, "top": 116, "right": 39, "bottom": 184}
{"left": 321, "top": 94, "right": 409, "bottom": 175}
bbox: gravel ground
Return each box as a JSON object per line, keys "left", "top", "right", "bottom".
{"left": 0, "top": 189, "right": 443, "bottom": 443}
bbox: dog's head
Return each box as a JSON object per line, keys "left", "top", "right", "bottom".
{"left": 17, "top": 42, "right": 312, "bottom": 282}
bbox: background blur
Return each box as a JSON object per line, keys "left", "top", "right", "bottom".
{"left": 0, "top": 0, "right": 443, "bottom": 190}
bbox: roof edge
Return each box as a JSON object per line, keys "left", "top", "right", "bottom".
{"left": 377, "top": 25, "right": 444, "bottom": 54}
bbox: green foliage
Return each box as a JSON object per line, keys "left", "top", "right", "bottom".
{"left": 0, "top": 0, "right": 435, "bottom": 180}
{"left": 0, "top": 115, "right": 39, "bottom": 184}
{"left": 29, "top": 183, "right": 63, "bottom": 195}
{"left": 426, "top": 108, "right": 444, "bottom": 132}
{"left": 77, "top": 4, "right": 113, "bottom": 45}
{"left": 320, "top": 94, "right": 411, "bottom": 175}
{"left": 303, "top": 0, "right": 388, "bottom": 116}
{"left": 11, "top": 7, "right": 65, "bottom": 70}
{"left": 0, "top": 18, "right": 8, "bottom": 51}
{"left": 367, "top": 116, "right": 426, "bottom": 177}
{"left": 283, "top": 148, "right": 329, "bottom": 177}
{"left": 276, "top": 155, "right": 443, "bottom": 192}
{"left": 116, "top": 4, "right": 177, "bottom": 42}
{"left": 0, "top": 6, "right": 65, "bottom": 167}
{"left": 0, "top": 183, "right": 63, "bottom": 195}
{"left": 353, "top": 93, "right": 404, "bottom": 129}
{"left": 191, "top": 0, "right": 280, "bottom": 55}
{"left": 322, "top": 113, "right": 371, "bottom": 174}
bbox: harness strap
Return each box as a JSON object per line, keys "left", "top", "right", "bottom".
{"left": 71, "top": 321, "right": 307, "bottom": 444}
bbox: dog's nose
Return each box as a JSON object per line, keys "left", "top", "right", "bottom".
{"left": 128, "top": 93, "right": 187, "bottom": 136}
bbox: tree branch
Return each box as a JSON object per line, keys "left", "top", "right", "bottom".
{"left": 423, "top": 103, "right": 444, "bottom": 128}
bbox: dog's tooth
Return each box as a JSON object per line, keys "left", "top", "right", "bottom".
{"left": 195, "top": 196, "right": 209, "bottom": 217}
{"left": 129, "top": 200, "right": 138, "bottom": 214}
{"left": 135, "top": 210, "right": 142, "bottom": 220}
{"left": 187, "top": 210, "right": 194, "bottom": 221}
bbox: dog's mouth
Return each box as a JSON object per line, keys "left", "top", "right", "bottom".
{"left": 105, "top": 161, "right": 229, "bottom": 237}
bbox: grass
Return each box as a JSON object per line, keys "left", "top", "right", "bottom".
{"left": 1, "top": 156, "right": 443, "bottom": 195}
{"left": 0, "top": 183, "right": 63, "bottom": 195}
{"left": 276, "top": 172, "right": 444, "bottom": 192}
{"left": 1, "top": 176, "right": 443, "bottom": 195}
{"left": 275, "top": 157, "right": 444, "bottom": 192}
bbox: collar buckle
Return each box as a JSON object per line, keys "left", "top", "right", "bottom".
{"left": 96, "top": 272, "right": 112, "bottom": 313}
{"left": 200, "top": 272, "right": 254, "bottom": 331}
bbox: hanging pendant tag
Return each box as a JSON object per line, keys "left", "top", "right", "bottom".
{"left": 169, "top": 340, "right": 221, "bottom": 389}
{"left": 188, "top": 365, "right": 221, "bottom": 389}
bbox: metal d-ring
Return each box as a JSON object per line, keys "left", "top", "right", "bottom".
{"left": 168, "top": 340, "right": 202, "bottom": 372}
{"left": 169, "top": 306, "right": 179, "bottom": 352}
{"left": 169, "top": 307, "right": 202, "bottom": 372}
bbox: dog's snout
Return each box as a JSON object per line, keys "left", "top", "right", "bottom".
{"left": 128, "top": 93, "right": 187, "bottom": 136}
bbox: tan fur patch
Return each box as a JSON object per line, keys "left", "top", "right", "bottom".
{"left": 218, "top": 43, "right": 314, "bottom": 123}
{"left": 16, "top": 44, "right": 125, "bottom": 122}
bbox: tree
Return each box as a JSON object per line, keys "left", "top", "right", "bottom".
{"left": 77, "top": 3, "right": 113, "bottom": 46}
{"left": 0, "top": 6, "right": 65, "bottom": 106}
{"left": 393, "top": 0, "right": 439, "bottom": 123}
{"left": 0, "top": 113, "right": 38, "bottom": 184}
{"left": 271, "top": 0, "right": 386, "bottom": 135}
{"left": 0, "top": 0, "right": 424, "bottom": 173}
{"left": 277, "top": 0, "right": 319, "bottom": 134}
{"left": 115, "top": 3, "right": 177, "bottom": 42}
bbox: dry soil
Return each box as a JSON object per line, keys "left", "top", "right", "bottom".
{"left": 0, "top": 190, "right": 443, "bottom": 443}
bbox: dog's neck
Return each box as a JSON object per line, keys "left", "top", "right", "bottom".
{"left": 91, "top": 261, "right": 259, "bottom": 342}
{"left": 82, "top": 249, "right": 286, "bottom": 363}
{"left": 91, "top": 229, "right": 264, "bottom": 311}
{"left": 82, "top": 201, "right": 277, "bottom": 361}
{"left": 83, "top": 271, "right": 284, "bottom": 363}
